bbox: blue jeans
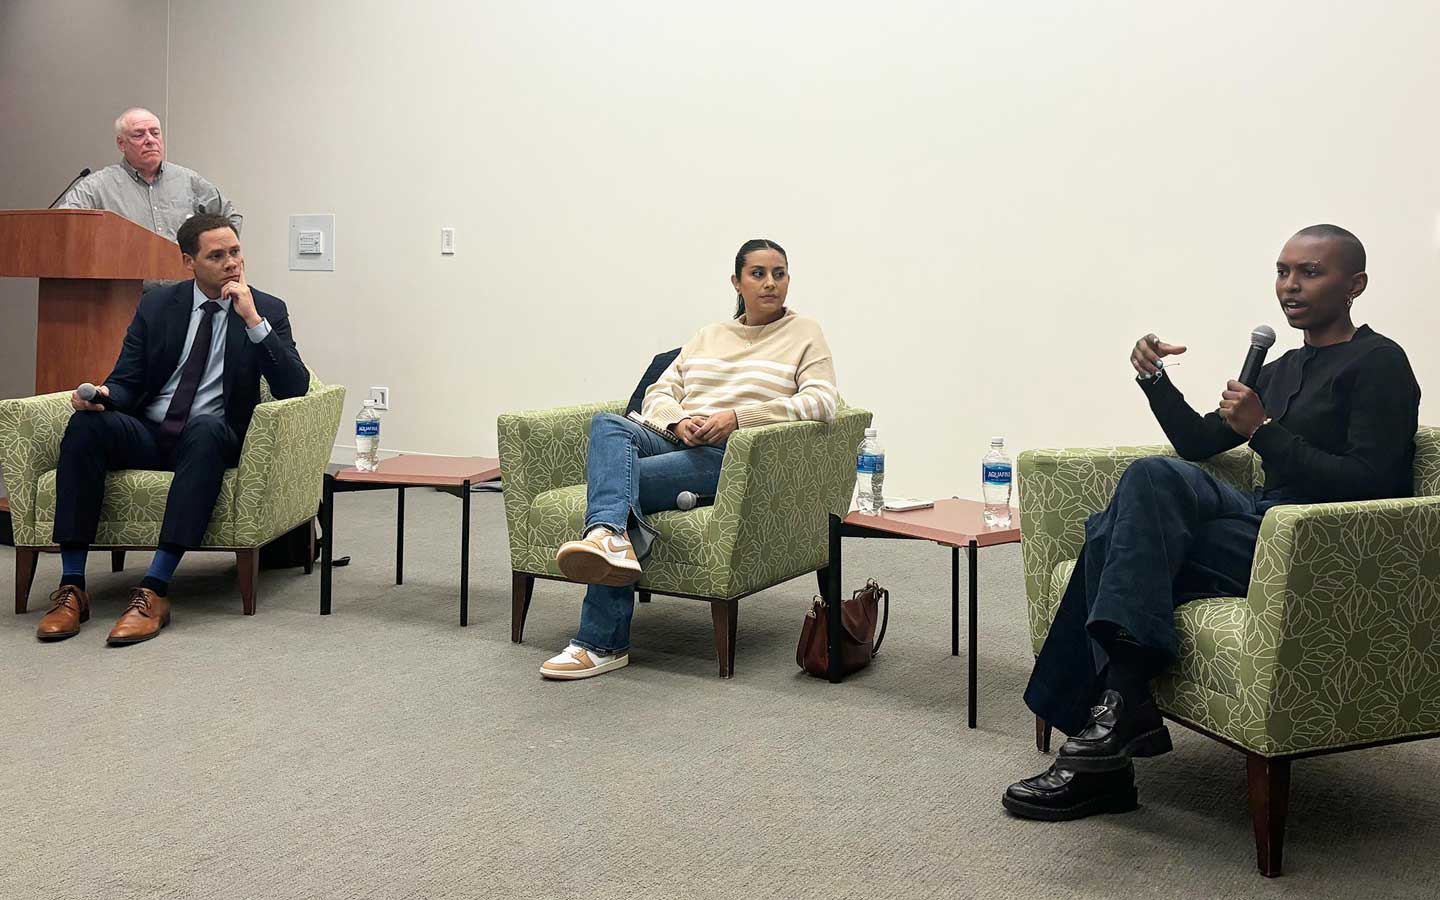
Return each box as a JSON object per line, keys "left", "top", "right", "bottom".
{"left": 573, "top": 413, "right": 726, "bottom": 655}
{"left": 1023, "top": 456, "right": 1285, "bottom": 735}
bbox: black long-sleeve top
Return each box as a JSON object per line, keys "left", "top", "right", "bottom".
{"left": 1139, "top": 325, "right": 1420, "bottom": 503}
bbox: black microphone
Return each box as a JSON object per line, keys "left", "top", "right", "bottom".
{"left": 676, "top": 491, "right": 713, "bottom": 511}
{"left": 1238, "top": 325, "right": 1276, "bottom": 388}
{"left": 76, "top": 382, "right": 115, "bottom": 410}
{"left": 47, "top": 168, "right": 92, "bottom": 209}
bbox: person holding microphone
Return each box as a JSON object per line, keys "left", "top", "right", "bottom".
{"left": 1004, "top": 224, "right": 1421, "bottom": 821}
{"left": 33, "top": 215, "right": 307, "bottom": 646}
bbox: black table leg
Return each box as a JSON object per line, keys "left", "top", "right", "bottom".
{"left": 968, "top": 538, "right": 978, "bottom": 729}
{"left": 320, "top": 473, "right": 334, "bottom": 615}
{"left": 460, "top": 479, "right": 471, "bottom": 627}
{"left": 396, "top": 486, "right": 405, "bottom": 585}
{"left": 826, "top": 513, "right": 844, "bottom": 683}
{"left": 951, "top": 546, "right": 959, "bottom": 656}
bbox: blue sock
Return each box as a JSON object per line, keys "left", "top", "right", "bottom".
{"left": 60, "top": 543, "right": 88, "bottom": 591}
{"left": 140, "top": 546, "right": 185, "bottom": 596}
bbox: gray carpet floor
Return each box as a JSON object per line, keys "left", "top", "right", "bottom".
{"left": 2, "top": 488, "right": 1438, "bottom": 900}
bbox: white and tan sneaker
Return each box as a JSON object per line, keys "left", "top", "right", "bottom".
{"left": 540, "top": 644, "right": 631, "bottom": 680}
{"left": 556, "top": 528, "right": 643, "bottom": 586}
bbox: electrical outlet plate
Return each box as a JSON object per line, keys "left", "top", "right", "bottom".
{"left": 368, "top": 386, "right": 390, "bottom": 410}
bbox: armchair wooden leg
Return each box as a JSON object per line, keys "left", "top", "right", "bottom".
{"left": 111, "top": 550, "right": 126, "bottom": 572}
{"left": 511, "top": 572, "right": 534, "bottom": 643}
{"left": 1035, "top": 716, "right": 1052, "bottom": 753}
{"left": 236, "top": 550, "right": 259, "bottom": 615}
{"left": 16, "top": 548, "right": 40, "bottom": 614}
{"left": 1247, "top": 753, "right": 1291, "bottom": 877}
{"left": 710, "top": 598, "right": 738, "bottom": 679}
{"left": 304, "top": 518, "right": 317, "bottom": 575}
{"left": 638, "top": 590, "right": 651, "bottom": 603}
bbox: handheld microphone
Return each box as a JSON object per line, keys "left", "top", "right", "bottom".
{"left": 77, "top": 382, "right": 115, "bottom": 409}
{"left": 47, "top": 168, "right": 92, "bottom": 209}
{"left": 1238, "top": 325, "right": 1276, "bottom": 387}
{"left": 676, "top": 491, "right": 713, "bottom": 511}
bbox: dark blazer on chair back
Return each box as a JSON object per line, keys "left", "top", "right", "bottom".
{"left": 626, "top": 348, "right": 682, "bottom": 416}
{"left": 101, "top": 279, "right": 310, "bottom": 440}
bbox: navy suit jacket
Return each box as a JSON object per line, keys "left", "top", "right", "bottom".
{"left": 102, "top": 280, "right": 309, "bottom": 440}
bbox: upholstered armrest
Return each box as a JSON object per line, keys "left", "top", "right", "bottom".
{"left": 711, "top": 406, "right": 872, "bottom": 597}
{"left": 1240, "top": 494, "right": 1440, "bottom": 754}
{"left": 497, "top": 400, "right": 627, "bottom": 557}
{"left": 1018, "top": 443, "right": 1255, "bottom": 649}
{"left": 230, "top": 383, "right": 346, "bottom": 547}
{"left": 0, "top": 392, "right": 75, "bottom": 544}
{"left": 497, "top": 400, "right": 628, "bottom": 502}
{"left": 1018, "top": 444, "right": 1176, "bottom": 631}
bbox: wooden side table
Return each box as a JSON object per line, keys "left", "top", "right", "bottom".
{"left": 320, "top": 455, "right": 501, "bottom": 625}
{"left": 826, "top": 499, "right": 1021, "bottom": 727}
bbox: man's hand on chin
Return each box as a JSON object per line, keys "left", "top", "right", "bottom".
{"left": 221, "top": 267, "right": 261, "bottom": 328}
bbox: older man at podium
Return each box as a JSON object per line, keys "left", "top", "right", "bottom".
{"left": 57, "top": 107, "right": 241, "bottom": 239}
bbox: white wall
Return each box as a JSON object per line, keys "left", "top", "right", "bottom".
{"left": 15, "top": 1, "right": 1440, "bottom": 497}
{"left": 0, "top": 0, "right": 169, "bottom": 400}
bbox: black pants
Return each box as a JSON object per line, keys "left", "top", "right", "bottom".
{"left": 53, "top": 410, "right": 242, "bottom": 551}
{"left": 1023, "top": 456, "right": 1284, "bottom": 735}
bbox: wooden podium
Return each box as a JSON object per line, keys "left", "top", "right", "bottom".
{"left": 0, "top": 209, "right": 189, "bottom": 394}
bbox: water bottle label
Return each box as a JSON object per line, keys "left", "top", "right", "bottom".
{"left": 356, "top": 420, "right": 380, "bottom": 438}
{"left": 982, "top": 462, "right": 1012, "bottom": 485}
{"left": 857, "top": 453, "right": 884, "bottom": 475}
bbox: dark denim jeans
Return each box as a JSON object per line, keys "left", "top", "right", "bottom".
{"left": 1023, "top": 456, "right": 1284, "bottom": 735}
{"left": 574, "top": 413, "right": 725, "bottom": 655}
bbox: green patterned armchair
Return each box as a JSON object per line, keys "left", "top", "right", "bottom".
{"left": 0, "top": 374, "right": 345, "bottom": 616}
{"left": 1019, "top": 426, "right": 1440, "bottom": 876}
{"left": 498, "top": 401, "right": 872, "bottom": 677}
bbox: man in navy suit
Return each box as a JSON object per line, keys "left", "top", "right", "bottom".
{"left": 36, "top": 214, "right": 309, "bottom": 645}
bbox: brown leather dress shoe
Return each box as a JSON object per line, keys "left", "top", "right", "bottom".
{"left": 36, "top": 585, "right": 90, "bottom": 641}
{"left": 107, "top": 587, "right": 171, "bottom": 645}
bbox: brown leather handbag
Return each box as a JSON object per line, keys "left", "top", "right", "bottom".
{"left": 797, "top": 578, "right": 889, "bottom": 678}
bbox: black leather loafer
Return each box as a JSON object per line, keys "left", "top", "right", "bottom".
{"left": 1056, "top": 689, "right": 1172, "bottom": 773}
{"left": 1002, "top": 762, "right": 1138, "bottom": 821}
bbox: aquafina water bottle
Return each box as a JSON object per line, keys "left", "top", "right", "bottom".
{"left": 982, "top": 436, "right": 1012, "bottom": 528}
{"left": 856, "top": 427, "right": 885, "bottom": 514}
{"left": 355, "top": 400, "right": 380, "bottom": 472}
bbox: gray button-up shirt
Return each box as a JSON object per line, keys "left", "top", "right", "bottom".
{"left": 58, "top": 160, "right": 242, "bottom": 239}
{"left": 143, "top": 283, "right": 272, "bottom": 424}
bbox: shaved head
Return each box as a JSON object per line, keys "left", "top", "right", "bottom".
{"left": 1292, "top": 224, "right": 1366, "bottom": 276}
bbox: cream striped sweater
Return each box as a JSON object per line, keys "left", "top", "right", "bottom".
{"left": 642, "top": 310, "right": 838, "bottom": 430}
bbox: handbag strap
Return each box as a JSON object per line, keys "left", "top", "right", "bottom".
{"left": 872, "top": 587, "right": 890, "bottom": 656}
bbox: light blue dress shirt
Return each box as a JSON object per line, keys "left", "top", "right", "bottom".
{"left": 143, "top": 283, "right": 272, "bottom": 424}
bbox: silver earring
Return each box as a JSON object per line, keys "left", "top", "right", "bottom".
{"left": 1347, "top": 296, "right": 1355, "bottom": 307}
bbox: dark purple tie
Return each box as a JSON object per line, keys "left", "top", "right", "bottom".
{"left": 158, "top": 300, "right": 223, "bottom": 445}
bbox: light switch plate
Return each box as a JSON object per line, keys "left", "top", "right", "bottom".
{"left": 441, "top": 227, "right": 456, "bottom": 255}
{"left": 289, "top": 214, "right": 335, "bottom": 271}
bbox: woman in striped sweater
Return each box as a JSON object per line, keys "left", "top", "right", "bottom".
{"left": 541, "top": 238, "right": 839, "bottom": 680}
